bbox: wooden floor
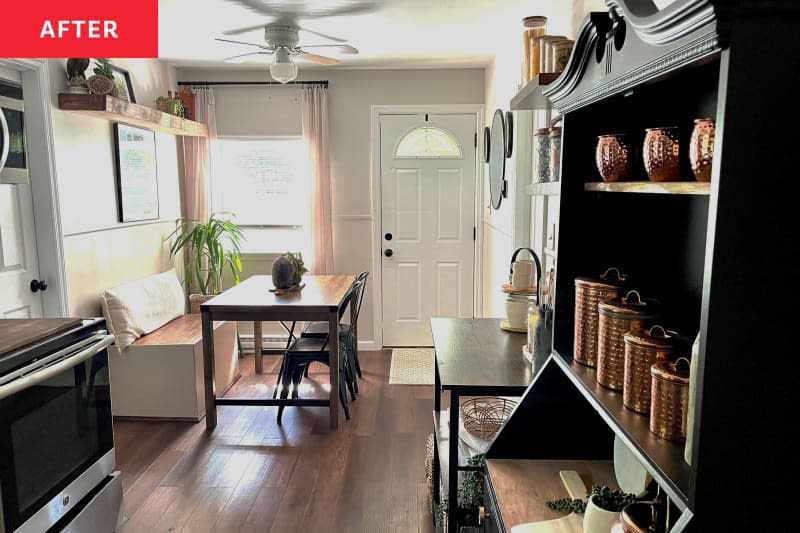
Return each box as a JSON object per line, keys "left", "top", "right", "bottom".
{"left": 114, "top": 350, "right": 437, "bottom": 533}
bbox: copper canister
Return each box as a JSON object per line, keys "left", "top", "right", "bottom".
{"left": 597, "top": 291, "right": 659, "bottom": 390}
{"left": 623, "top": 326, "right": 685, "bottom": 414}
{"left": 650, "top": 358, "right": 691, "bottom": 441}
{"left": 573, "top": 268, "right": 627, "bottom": 367}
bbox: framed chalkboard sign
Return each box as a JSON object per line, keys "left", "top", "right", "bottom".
{"left": 113, "top": 123, "right": 159, "bottom": 222}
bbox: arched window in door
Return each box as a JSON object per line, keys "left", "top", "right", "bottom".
{"left": 395, "top": 125, "right": 463, "bottom": 158}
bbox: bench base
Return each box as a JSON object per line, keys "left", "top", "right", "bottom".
{"left": 109, "top": 316, "right": 240, "bottom": 421}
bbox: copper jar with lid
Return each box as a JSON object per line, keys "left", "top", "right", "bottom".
{"left": 650, "top": 357, "right": 691, "bottom": 441}
{"left": 623, "top": 326, "right": 686, "bottom": 414}
{"left": 574, "top": 268, "right": 628, "bottom": 367}
{"left": 597, "top": 291, "right": 659, "bottom": 390}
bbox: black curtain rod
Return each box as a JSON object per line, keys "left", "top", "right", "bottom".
{"left": 178, "top": 80, "right": 328, "bottom": 87}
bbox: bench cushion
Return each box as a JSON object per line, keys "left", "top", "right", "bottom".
{"left": 101, "top": 269, "right": 186, "bottom": 350}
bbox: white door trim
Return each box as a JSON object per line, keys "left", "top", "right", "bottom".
{"left": 370, "top": 104, "right": 484, "bottom": 348}
{"left": 0, "top": 59, "right": 68, "bottom": 317}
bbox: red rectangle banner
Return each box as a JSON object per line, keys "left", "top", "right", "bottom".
{"left": 1, "top": 0, "right": 158, "bottom": 58}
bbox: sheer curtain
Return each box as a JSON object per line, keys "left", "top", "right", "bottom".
{"left": 181, "top": 87, "right": 217, "bottom": 221}
{"left": 301, "top": 86, "right": 334, "bottom": 274}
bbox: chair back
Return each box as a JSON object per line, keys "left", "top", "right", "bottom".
{"left": 353, "top": 271, "right": 369, "bottom": 323}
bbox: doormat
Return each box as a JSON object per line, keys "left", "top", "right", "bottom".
{"left": 389, "top": 347, "right": 435, "bottom": 385}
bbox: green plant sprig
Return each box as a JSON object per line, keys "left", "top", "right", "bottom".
{"left": 284, "top": 251, "right": 308, "bottom": 285}
{"left": 545, "top": 485, "right": 637, "bottom": 515}
{"left": 166, "top": 212, "right": 244, "bottom": 295}
{"left": 93, "top": 58, "right": 114, "bottom": 79}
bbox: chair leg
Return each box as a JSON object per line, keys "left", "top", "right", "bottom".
{"left": 276, "top": 359, "right": 295, "bottom": 425}
{"left": 350, "top": 337, "right": 363, "bottom": 379}
{"left": 273, "top": 354, "right": 288, "bottom": 399}
{"left": 344, "top": 357, "right": 357, "bottom": 402}
{"left": 339, "top": 371, "right": 351, "bottom": 421}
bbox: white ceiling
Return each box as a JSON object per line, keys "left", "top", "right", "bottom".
{"left": 159, "top": 0, "right": 574, "bottom": 70}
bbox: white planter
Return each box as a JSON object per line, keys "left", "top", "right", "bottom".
{"left": 583, "top": 495, "right": 620, "bottom": 533}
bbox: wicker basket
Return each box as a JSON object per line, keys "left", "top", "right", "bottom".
{"left": 574, "top": 268, "right": 627, "bottom": 367}
{"left": 460, "top": 397, "right": 517, "bottom": 441}
{"left": 425, "top": 433, "right": 435, "bottom": 517}
{"left": 597, "top": 291, "right": 659, "bottom": 391}
{"left": 189, "top": 293, "right": 218, "bottom": 314}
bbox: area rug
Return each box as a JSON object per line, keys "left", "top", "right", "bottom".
{"left": 388, "top": 347, "right": 435, "bottom": 385}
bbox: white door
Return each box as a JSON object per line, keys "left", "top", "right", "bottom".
{"left": 0, "top": 73, "right": 43, "bottom": 318}
{"left": 380, "top": 113, "right": 476, "bottom": 346}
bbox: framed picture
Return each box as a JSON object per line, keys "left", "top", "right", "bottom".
{"left": 113, "top": 124, "right": 159, "bottom": 222}
{"left": 94, "top": 59, "right": 135, "bottom": 102}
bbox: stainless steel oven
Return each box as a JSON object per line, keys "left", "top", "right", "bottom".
{"left": 0, "top": 80, "right": 28, "bottom": 185}
{"left": 0, "top": 319, "right": 121, "bottom": 533}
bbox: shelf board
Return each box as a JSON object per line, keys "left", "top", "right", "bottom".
{"left": 510, "top": 73, "right": 560, "bottom": 110}
{"left": 553, "top": 351, "right": 693, "bottom": 509}
{"left": 58, "top": 93, "right": 208, "bottom": 137}
{"left": 526, "top": 182, "right": 561, "bottom": 196}
{"left": 584, "top": 181, "right": 710, "bottom": 195}
{"left": 486, "top": 459, "right": 617, "bottom": 531}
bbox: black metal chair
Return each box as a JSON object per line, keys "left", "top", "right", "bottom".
{"left": 275, "top": 279, "right": 362, "bottom": 424}
{"left": 300, "top": 271, "right": 368, "bottom": 379}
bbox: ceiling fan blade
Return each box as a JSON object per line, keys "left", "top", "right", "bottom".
{"left": 215, "top": 37, "right": 272, "bottom": 50}
{"left": 223, "top": 52, "right": 273, "bottom": 63}
{"left": 298, "top": 44, "right": 359, "bottom": 54}
{"left": 298, "top": 51, "right": 340, "bottom": 65}
{"left": 222, "top": 23, "right": 270, "bottom": 36}
{"left": 296, "top": 25, "right": 348, "bottom": 43}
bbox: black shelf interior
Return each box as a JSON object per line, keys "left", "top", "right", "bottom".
{"left": 553, "top": 351, "right": 693, "bottom": 508}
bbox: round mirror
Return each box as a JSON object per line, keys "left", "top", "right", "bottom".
{"left": 489, "top": 109, "right": 506, "bottom": 209}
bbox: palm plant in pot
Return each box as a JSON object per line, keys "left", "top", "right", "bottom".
{"left": 166, "top": 212, "right": 244, "bottom": 313}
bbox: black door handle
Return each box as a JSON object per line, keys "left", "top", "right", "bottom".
{"left": 385, "top": 232, "right": 393, "bottom": 241}
{"left": 30, "top": 279, "right": 48, "bottom": 293}
{"left": 384, "top": 249, "right": 393, "bottom": 257}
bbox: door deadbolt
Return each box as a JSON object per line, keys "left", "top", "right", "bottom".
{"left": 384, "top": 249, "right": 393, "bottom": 257}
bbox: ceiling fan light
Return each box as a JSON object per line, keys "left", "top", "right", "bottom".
{"left": 270, "top": 48, "right": 298, "bottom": 83}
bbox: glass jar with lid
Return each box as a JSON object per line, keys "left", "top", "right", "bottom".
{"left": 521, "top": 16, "right": 547, "bottom": 83}
{"left": 533, "top": 127, "right": 551, "bottom": 183}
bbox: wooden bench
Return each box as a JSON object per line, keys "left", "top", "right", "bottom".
{"left": 108, "top": 315, "right": 239, "bottom": 421}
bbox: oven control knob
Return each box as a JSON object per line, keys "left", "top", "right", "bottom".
{"left": 62, "top": 494, "right": 70, "bottom": 506}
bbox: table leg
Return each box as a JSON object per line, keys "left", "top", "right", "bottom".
{"left": 202, "top": 310, "right": 217, "bottom": 431}
{"left": 448, "top": 391, "right": 459, "bottom": 533}
{"left": 329, "top": 310, "right": 340, "bottom": 429}
{"left": 254, "top": 321, "right": 263, "bottom": 374}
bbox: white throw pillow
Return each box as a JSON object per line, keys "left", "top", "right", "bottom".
{"left": 100, "top": 269, "right": 186, "bottom": 351}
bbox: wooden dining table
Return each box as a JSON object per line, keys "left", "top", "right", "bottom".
{"left": 200, "top": 274, "right": 357, "bottom": 430}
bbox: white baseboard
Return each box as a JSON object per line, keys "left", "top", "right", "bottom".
{"left": 238, "top": 335, "right": 381, "bottom": 353}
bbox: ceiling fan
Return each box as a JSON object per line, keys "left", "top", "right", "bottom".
{"left": 216, "top": 24, "right": 359, "bottom": 83}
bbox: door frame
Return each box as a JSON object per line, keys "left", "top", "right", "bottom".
{"left": 0, "top": 59, "right": 68, "bottom": 317}
{"left": 370, "top": 104, "right": 484, "bottom": 348}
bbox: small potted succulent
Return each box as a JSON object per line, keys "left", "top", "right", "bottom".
{"left": 583, "top": 485, "right": 637, "bottom": 533}
{"left": 86, "top": 58, "right": 118, "bottom": 97}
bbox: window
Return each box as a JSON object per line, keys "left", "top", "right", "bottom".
{"left": 395, "top": 126, "right": 462, "bottom": 158}
{"left": 212, "top": 137, "right": 310, "bottom": 254}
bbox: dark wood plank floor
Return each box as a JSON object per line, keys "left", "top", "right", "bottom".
{"left": 115, "top": 350, "right": 437, "bottom": 533}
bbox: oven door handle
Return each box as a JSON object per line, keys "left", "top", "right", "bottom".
{"left": 0, "top": 108, "right": 9, "bottom": 173}
{"left": 0, "top": 334, "right": 115, "bottom": 401}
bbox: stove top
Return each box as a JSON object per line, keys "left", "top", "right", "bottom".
{"left": 0, "top": 318, "right": 84, "bottom": 358}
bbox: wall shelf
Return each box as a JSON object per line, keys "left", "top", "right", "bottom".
{"left": 526, "top": 182, "right": 561, "bottom": 196}
{"left": 58, "top": 93, "right": 208, "bottom": 137}
{"left": 510, "top": 73, "right": 560, "bottom": 111}
{"left": 584, "top": 181, "right": 710, "bottom": 195}
{"left": 553, "top": 352, "right": 693, "bottom": 509}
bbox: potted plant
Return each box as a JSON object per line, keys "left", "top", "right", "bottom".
{"left": 271, "top": 251, "right": 307, "bottom": 289}
{"left": 166, "top": 212, "right": 244, "bottom": 313}
{"left": 583, "top": 485, "right": 637, "bottom": 533}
